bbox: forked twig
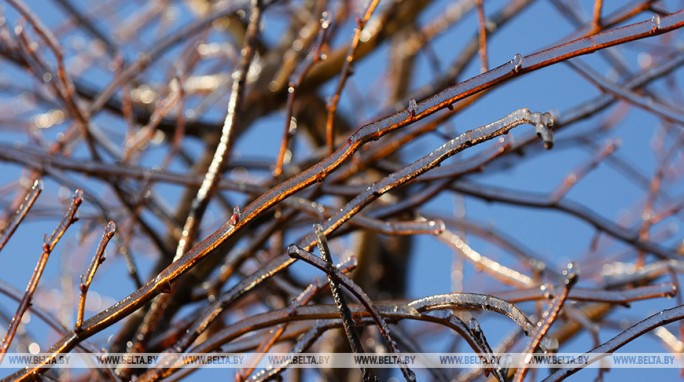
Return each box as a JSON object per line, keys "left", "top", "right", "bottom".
{"left": 236, "top": 257, "right": 357, "bottom": 381}
{"left": 312, "top": 224, "right": 373, "bottom": 381}
{"left": 288, "top": 244, "right": 416, "bottom": 381}
{"left": 75, "top": 221, "right": 116, "bottom": 332}
{"left": 7, "top": 0, "right": 100, "bottom": 160}
{"left": 0, "top": 189, "right": 83, "bottom": 362}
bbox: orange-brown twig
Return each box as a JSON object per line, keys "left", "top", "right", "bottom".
{"left": 0, "top": 189, "right": 83, "bottom": 362}
{"left": 75, "top": 221, "right": 116, "bottom": 332}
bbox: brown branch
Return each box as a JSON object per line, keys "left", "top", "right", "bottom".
{"left": 515, "top": 263, "right": 578, "bottom": 382}
{"left": 75, "top": 221, "right": 116, "bottom": 332}
{"left": 274, "top": 13, "right": 331, "bottom": 178}
{"left": 592, "top": 0, "right": 604, "bottom": 33}
{"left": 0, "top": 179, "right": 42, "bottom": 253}
{"left": 325, "top": 0, "right": 380, "bottom": 154}
{"left": 5, "top": 13, "right": 684, "bottom": 381}
{"left": 0, "top": 189, "right": 82, "bottom": 362}
{"left": 476, "top": 0, "right": 489, "bottom": 73}
{"left": 124, "top": 0, "right": 265, "bottom": 363}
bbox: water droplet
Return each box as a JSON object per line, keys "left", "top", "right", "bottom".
{"left": 73, "top": 188, "right": 84, "bottom": 201}
{"left": 651, "top": 14, "right": 661, "bottom": 32}
{"left": 431, "top": 220, "right": 445, "bottom": 235}
{"left": 512, "top": 53, "right": 523, "bottom": 73}
{"left": 408, "top": 99, "right": 418, "bottom": 116}
{"left": 468, "top": 318, "right": 481, "bottom": 332}
{"left": 446, "top": 103, "right": 454, "bottom": 111}
{"left": 541, "top": 336, "right": 559, "bottom": 351}
{"left": 320, "top": 12, "right": 331, "bottom": 29}
{"left": 562, "top": 262, "right": 579, "bottom": 287}
{"left": 230, "top": 206, "right": 241, "bottom": 226}
{"left": 104, "top": 221, "right": 117, "bottom": 235}
{"left": 536, "top": 122, "right": 554, "bottom": 150}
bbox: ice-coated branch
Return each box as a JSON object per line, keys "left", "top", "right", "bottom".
{"left": 75, "top": 221, "right": 116, "bottom": 332}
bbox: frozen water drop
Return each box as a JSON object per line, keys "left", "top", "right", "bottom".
{"left": 408, "top": 99, "right": 418, "bottom": 116}
{"left": 562, "top": 262, "right": 579, "bottom": 287}
{"left": 651, "top": 14, "right": 661, "bottom": 32}
{"left": 468, "top": 318, "right": 481, "bottom": 332}
{"left": 430, "top": 220, "right": 445, "bottom": 235}
{"left": 512, "top": 53, "right": 523, "bottom": 73}
{"left": 320, "top": 12, "right": 331, "bottom": 29}
{"left": 230, "top": 206, "right": 241, "bottom": 226}
{"left": 104, "top": 221, "right": 117, "bottom": 235}
{"left": 74, "top": 188, "right": 84, "bottom": 199}
{"left": 536, "top": 122, "right": 554, "bottom": 150}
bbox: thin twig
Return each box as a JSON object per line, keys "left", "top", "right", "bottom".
{"left": 7, "top": 0, "right": 100, "bottom": 160}
{"left": 408, "top": 293, "right": 551, "bottom": 348}
{"left": 75, "top": 221, "right": 116, "bottom": 332}
{"left": 591, "top": 0, "right": 604, "bottom": 33}
{"left": 437, "top": 229, "right": 534, "bottom": 287}
{"left": 0, "top": 189, "right": 83, "bottom": 362}
{"left": 325, "top": 0, "right": 380, "bottom": 154}
{"left": 551, "top": 139, "right": 619, "bottom": 202}
{"left": 0, "top": 179, "right": 42, "bottom": 253}
{"left": 288, "top": 244, "right": 415, "bottom": 381}
{"left": 515, "top": 263, "right": 578, "bottom": 382}
{"left": 274, "top": 13, "right": 331, "bottom": 178}
{"left": 313, "top": 224, "right": 374, "bottom": 381}
{"left": 476, "top": 0, "right": 489, "bottom": 73}
{"left": 543, "top": 304, "right": 684, "bottom": 382}
{"left": 125, "top": 0, "right": 264, "bottom": 358}
{"left": 451, "top": 181, "right": 676, "bottom": 260}
{"left": 237, "top": 258, "right": 357, "bottom": 381}
{"left": 469, "top": 318, "right": 507, "bottom": 382}
{"left": 568, "top": 59, "right": 684, "bottom": 124}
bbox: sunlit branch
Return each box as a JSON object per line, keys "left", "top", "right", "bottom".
{"left": 75, "top": 221, "right": 116, "bottom": 332}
